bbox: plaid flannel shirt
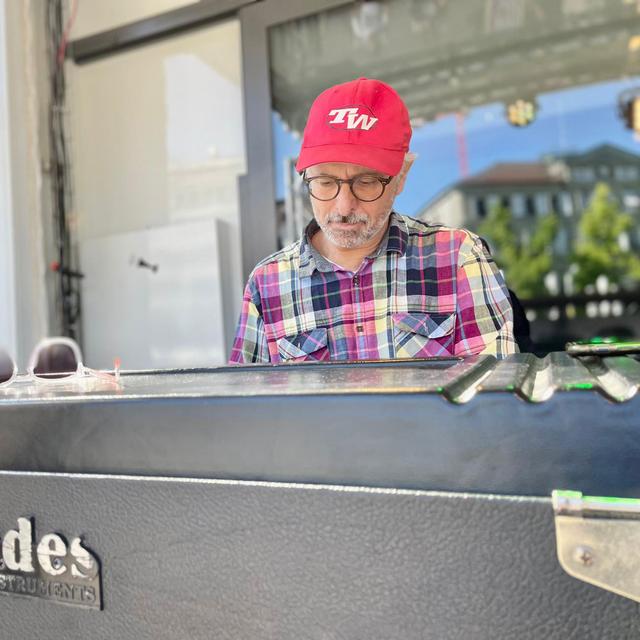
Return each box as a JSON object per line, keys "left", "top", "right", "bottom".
{"left": 230, "top": 213, "right": 517, "bottom": 363}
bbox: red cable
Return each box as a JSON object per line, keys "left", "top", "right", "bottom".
{"left": 56, "top": 0, "right": 79, "bottom": 66}
{"left": 455, "top": 112, "right": 469, "bottom": 178}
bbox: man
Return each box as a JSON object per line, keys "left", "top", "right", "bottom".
{"left": 230, "top": 78, "right": 517, "bottom": 363}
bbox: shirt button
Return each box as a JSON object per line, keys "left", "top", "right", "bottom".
{"left": 353, "top": 275, "right": 359, "bottom": 286}
{"left": 356, "top": 325, "right": 364, "bottom": 332}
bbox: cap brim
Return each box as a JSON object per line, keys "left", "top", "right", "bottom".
{"left": 295, "top": 144, "right": 405, "bottom": 176}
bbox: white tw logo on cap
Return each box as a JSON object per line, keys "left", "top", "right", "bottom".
{"left": 327, "top": 107, "right": 378, "bottom": 131}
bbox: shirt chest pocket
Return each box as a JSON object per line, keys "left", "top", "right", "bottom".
{"left": 392, "top": 311, "right": 456, "bottom": 358}
{"left": 277, "top": 327, "right": 330, "bottom": 362}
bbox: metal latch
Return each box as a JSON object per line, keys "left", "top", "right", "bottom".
{"left": 553, "top": 490, "right": 640, "bottom": 603}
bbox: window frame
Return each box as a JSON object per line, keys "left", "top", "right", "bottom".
{"left": 237, "top": 0, "right": 352, "bottom": 279}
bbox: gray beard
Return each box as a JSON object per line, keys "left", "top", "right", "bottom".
{"left": 318, "top": 213, "right": 388, "bottom": 249}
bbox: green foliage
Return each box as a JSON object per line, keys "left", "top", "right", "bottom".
{"left": 572, "top": 182, "right": 640, "bottom": 291}
{"left": 479, "top": 204, "right": 559, "bottom": 298}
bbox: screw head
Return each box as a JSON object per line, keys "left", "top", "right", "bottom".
{"left": 574, "top": 545, "right": 594, "bottom": 566}
{"left": 51, "top": 557, "right": 63, "bottom": 570}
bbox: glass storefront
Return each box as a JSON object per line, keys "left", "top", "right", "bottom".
{"left": 268, "top": 0, "right": 640, "bottom": 352}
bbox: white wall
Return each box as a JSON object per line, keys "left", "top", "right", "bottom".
{"left": 73, "top": 0, "right": 199, "bottom": 39}
{"left": 0, "top": 0, "right": 49, "bottom": 363}
{"left": 419, "top": 190, "right": 466, "bottom": 228}
{"left": 0, "top": 0, "right": 17, "bottom": 356}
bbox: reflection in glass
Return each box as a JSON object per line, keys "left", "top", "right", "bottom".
{"left": 33, "top": 344, "right": 78, "bottom": 379}
{"left": 269, "top": 0, "right": 640, "bottom": 352}
{"left": 0, "top": 350, "right": 15, "bottom": 385}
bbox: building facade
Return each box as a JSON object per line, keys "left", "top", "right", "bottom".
{"left": 418, "top": 144, "right": 640, "bottom": 294}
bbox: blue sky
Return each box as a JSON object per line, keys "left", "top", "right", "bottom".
{"left": 272, "top": 76, "right": 640, "bottom": 216}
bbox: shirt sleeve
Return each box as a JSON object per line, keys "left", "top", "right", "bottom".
{"left": 453, "top": 232, "right": 519, "bottom": 358}
{"left": 228, "top": 279, "right": 271, "bottom": 364}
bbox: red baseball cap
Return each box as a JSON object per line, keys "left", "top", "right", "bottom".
{"left": 295, "top": 77, "right": 412, "bottom": 177}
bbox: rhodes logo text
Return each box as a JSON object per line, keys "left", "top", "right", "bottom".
{"left": 0, "top": 517, "right": 102, "bottom": 609}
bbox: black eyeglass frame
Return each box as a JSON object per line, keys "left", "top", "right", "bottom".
{"left": 302, "top": 172, "right": 393, "bottom": 202}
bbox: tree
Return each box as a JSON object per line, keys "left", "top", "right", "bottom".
{"left": 572, "top": 182, "right": 640, "bottom": 291}
{"left": 479, "top": 204, "right": 559, "bottom": 298}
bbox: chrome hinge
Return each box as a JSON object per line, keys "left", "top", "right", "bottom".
{"left": 553, "top": 490, "right": 640, "bottom": 603}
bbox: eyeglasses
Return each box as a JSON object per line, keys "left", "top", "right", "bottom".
{"left": 0, "top": 337, "right": 121, "bottom": 388}
{"left": 303, "top": 173, "right": 392, "bottom": 202}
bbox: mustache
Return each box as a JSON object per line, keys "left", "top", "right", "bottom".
{"left": 327, "top": 213, "right": 368, "bottom": 224}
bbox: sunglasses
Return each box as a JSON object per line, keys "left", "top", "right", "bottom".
{"left": 0, "top": 337, "right": 121, "bottom": 388}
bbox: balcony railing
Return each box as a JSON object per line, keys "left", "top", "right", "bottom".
{"left": 519, "top": 291, "right": 640, "bottom": 354}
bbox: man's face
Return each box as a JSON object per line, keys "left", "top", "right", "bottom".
{"left": 305, "top": 162, "right": 406, "bottom": 250}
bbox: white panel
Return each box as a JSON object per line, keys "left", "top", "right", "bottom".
{"left": 80, "top": 219, "right": 225, "bottom": 370}
{"left": 73, "top": 0, "right": 199, "bottom": 40}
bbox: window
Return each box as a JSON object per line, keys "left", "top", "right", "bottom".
{"left": 572, "top": 167, "right": 595, "bottom": 183}
{"left": 525, "top": 196, "right": 535, "bottom": 217}
{"left": 554, "top": 228, "right": 569, "bottom": 254}
{"left": 265, "top": 0, "right": 640, "bottom": 350}
{"left": 579, "top": 191, "right": 591, "bottom": 209}
{"left": 619, "top": 231, "right": 631, "bottom": 251}
{"left": 69, "top": 18, "right": 245, "bottom": 368}
{"left": 476, "top": 197, "right": 487, "bottom": 219}
{"left": 623, "top": 190, "right": 640, "bottom": 209}
{"left": 486, "top": 194, "right": 500, "bottom": 214}
{"left": 511, "top": 193, "right": 525, "bottom": 217}
{"left": 535, "top": 193, "right": 549, "bottom": 215}
{"left": 560, "top": 192, "right": 573, "bottom": 216}
{"left": 614, "top": 166, "right": 640, "bottom": 182}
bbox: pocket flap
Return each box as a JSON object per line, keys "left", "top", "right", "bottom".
{"left": 393, "top": 311, "right": 455, "bottom": 339}
{"left": 277, "top": 328, "right": 328, "bottom": 360}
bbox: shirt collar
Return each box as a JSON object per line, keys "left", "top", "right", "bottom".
{"left": 298, "top": 213, "right": 408, "bottom": 278}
